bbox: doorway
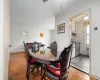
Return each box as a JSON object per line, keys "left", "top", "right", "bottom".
{"left": 70, "top": 10, "right": 91, "bottom": 74}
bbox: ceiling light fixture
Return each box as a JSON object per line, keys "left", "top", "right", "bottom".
{"left": 42, "top": 0, "right": 48, "bottom": 3}
{"left": 84, "top": 16, "right": 88, "bottom": 20}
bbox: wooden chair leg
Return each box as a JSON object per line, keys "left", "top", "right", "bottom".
{"left": 27, "top": 64, "right": 30, "bottom": 80}
{"left": 41, "top": 73, "right": 45, "bottom": 80}
{"left": 30, "top": 69, "right": 34, "bottom": 73}
{"left": 27, "top": 68, "right": 30, "bottom": 80}
{"left": 26, "top": 64, "right": 29, "bottom": 78}
{"left": 41, "top": 69, "right": 46, "bottom": 80}
{"left": 37, "top": 67, "right": 39, "bottom": 72}
{"left": 41, "top": 66, "right": 42, "bottom": 74}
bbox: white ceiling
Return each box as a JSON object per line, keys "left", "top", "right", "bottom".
{"left": 44, "top": 0, "right": 79, "bottom": 15}
{"left": 10, "top": 0, "right": 79, "bottom": 29}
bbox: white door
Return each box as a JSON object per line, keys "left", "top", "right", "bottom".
{"left": 3, "top": 0, "right": 10, "bottom": 80}
{"left": 0, "top": 0, "right": 4, "bottom": 80}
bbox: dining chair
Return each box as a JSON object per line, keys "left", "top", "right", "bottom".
{"left": 23, "top": 41, "right": 42, "bottom": 80}
{"left": 31, "top": 41, "right": 40, "bottom": 53}
{"left": 41, "top": 44, "right": 72, "bottom": 80}
{"left": 26, "top": 42, "right": 33, "bottom": 49}
{"left": 48, "top": 41, "right": 57, "bottom": 57}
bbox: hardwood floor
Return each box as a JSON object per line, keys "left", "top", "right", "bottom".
{"left": 9, "top": 52, "right": 96, "bottom": 80}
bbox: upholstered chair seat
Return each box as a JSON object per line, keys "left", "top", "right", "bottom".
{"left": 47, "top": 65, "right": 60, "bottom": 76}
{"left": 30, "top": 59, "right": 36, "bottom": 63}
{"left": 41, "top": 44, "right": 72, "bottom": 80}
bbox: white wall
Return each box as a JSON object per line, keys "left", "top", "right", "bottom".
{"left": 10, "top": 0, "right": 55, "bottom": 53}
{"left": 0, "top": 0, "right": 4, "bottom": 80}
{"left": 11, "top": 24, "right": 52, "bottom": 52}
{"left": 55, "top": 17, "right": 71, "bottom": 52}
{"left": 50, "top": 30, "right": 55, "bottom": 43}
{"left": 55, "top": 0, "right": 100, "bottom": 78}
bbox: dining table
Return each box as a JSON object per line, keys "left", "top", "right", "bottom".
{"left": 29, "top": 48, "right": 60, "bottom": 65}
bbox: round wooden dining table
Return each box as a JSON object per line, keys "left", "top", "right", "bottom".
{"left": 29, "top": 48, "right": 60, "bottom": 65}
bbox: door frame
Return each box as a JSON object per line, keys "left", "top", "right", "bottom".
{"left": 69, "top": 9, "right": 91, "bottom": 74}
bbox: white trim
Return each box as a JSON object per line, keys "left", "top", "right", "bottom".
{"left": 90, "top": 74, "right": 100, "bottom": 80}
{"left": 70, "top": 9, "right": 91, "bottom": 75}
{"left": 88, "top": 9, "right": 91, "bottom": 75}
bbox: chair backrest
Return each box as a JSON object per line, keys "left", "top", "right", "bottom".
{"left": 50, "top": 41, "right": 57, "bottom": 56}
{"left": 31, "top": 41, "right": 39, "bottom": 53}
{"left": 23, "top": 41, "right": 27, "bottom": 52}
{"left": 59, "top": 44, "right": 72, "bottom": 75}
{"left": 23, "top": 41, "right": 31, "bottom": 62}
{"left": 26, "top": 43, "right": 33, "bottom": 49}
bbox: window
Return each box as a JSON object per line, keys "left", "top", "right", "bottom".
{"left": 86, "top": 25, "right": 90, "bottom": 44}
{"left": 86, "top": 25, "right": 90, "bottom": 34}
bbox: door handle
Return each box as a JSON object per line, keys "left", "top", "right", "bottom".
{"left": 9, "top": 45, "right": 12, "bottom": 47}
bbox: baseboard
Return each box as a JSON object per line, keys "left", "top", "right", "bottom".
{"left": 71, "top": 65, "right": 89, "bottom": 75}
{"left": 90, "top": 74, "right": 100, "bottom": 80}
{"left": 79, "top": 54, "right": 89, "bottom": 57}
{"left": 71, "top": 66, "right": 99, "bottom": 80}
{"left": 71, "top": 54, "right": 89, "bottom": 59}
{"left": 10, "top": 51, "right": 25, "bottom": 54}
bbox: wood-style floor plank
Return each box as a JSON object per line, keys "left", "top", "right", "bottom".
{"left": 9, "top": 52, "right": 96, "bottom": 80}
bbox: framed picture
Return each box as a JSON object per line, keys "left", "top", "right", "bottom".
{"left": 40, "top": 33, "right": 44, "bottom": 37}
{"left": 57, "top": 23, "right": 65, "bottom": 34}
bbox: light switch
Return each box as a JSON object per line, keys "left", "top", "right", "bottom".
{"left": 94, "top": 27, "right": 98, "bottom": 31}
